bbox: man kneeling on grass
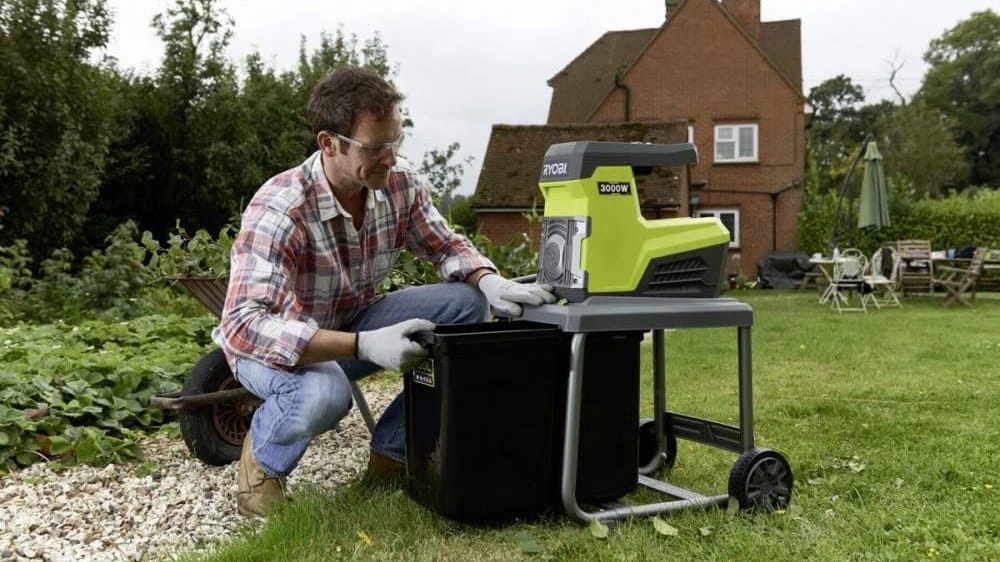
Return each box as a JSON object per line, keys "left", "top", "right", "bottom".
{"left": 212, "top": 66, "right": 555, "bottom": 517}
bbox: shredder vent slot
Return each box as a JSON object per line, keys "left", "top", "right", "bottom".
{"left": 647, "top": 257, "right": 708, "bottom": 289}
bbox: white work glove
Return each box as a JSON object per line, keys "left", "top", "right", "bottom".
{"left": 357, "top": 318, "right": 435, "bottom": 371}
{"left": 478, "top": 273, "right": 557, "bottom": 317}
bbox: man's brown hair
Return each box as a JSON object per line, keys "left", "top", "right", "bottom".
{"left": 307, "top": 66, "right": 404, "bottom": 136}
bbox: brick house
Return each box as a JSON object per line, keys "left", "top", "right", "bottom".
{"left": 471, "top": 0, "right": 805, "bottom": 277}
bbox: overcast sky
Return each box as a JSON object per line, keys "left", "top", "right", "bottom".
{"left": 101, "top": 0, "right": 997, "bottom": 195}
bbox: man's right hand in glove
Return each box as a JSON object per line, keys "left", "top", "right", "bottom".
{"left": 477, "top": 273, "right": 557, "bottom": 317}
{"left": 356, "top": 318, "right": 435, "bottom": 371}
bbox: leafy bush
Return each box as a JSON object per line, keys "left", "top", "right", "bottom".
{"left": 0, "top": 222, "right": 161, "bottom": 323}
{"left": 0, "top": 315, "right": 216, "bottom": 471}
{"left": 798, "top": 184, "right": 1000, "bottom": 256}
{"left": 143, "top": 221, "right": 236, "bottom": 278}
{"left": 448, "top": 198, "right": 478, "bottom": 236}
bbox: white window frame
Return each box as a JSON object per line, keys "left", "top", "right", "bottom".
{"left": 714, "top": 124, "right": 758, "bottom": 163}
{"left": 696, "top": 208, "right": 740, "bottom": 248}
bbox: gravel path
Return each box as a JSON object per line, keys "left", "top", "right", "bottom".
{"left": 0, "top": 382, "right": 399, "bottom": 562}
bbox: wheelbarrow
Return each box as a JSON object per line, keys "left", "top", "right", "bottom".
{"left": 150, "top": 277, "right": 376, "bottom": 465}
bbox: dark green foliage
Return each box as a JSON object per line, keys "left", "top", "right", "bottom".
{"left": 0, "top": 0, "right": 116, "bottom": 260}
{"left": 798, "top": 183, "right": 1000, "bottom": 256}
{"left": 448, "top": 196, "right": 479, "bottom": 236}
{"left": 875, "top": 101, "right": 970, "bottom": 197}
{"left": 916, "top": 9, "right": 1000, "bottom": 186}
{"left": 1, "top": 221, "right": 166, "bottom": 323}
{"left": 0, "top": 314, "right": 216, "bottom": 471}
{"left": 805, "top": 72, "right": 971, "bottom": 199}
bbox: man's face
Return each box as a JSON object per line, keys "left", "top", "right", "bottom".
{"left": 325, "top": 106, "right": 403, "bottom": 191}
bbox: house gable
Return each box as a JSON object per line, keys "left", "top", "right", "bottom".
{"left": 593, "top": 0, "right": 802, "bottom": 122}
{"left": 546, "top": 28, "right": 658, "bottom": 124}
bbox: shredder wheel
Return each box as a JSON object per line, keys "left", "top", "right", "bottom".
{"left": 637, "top": 418, "right": 677, "bottom": 471}
{"left": 728, "top": 447, "right": 793, "bottom": 513}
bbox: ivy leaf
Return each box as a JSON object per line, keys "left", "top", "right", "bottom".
{"left": 513, "top": 531, "right": 543, "bottom": 554}
{"left": 75, "top": 437, "right": 98, "bottom": 463}
{"left": 15, "top": 451, "right": 39, "bottom": 466}
{"left": 588, "top": 518, "right": 609, "bottom": 539}
{"left": 651, "top": 516, "right": 679, "bottom": 536}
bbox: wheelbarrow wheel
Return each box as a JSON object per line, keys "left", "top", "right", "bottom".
{"left": 728, "top": 447, "right": 793, "bottom": 513}
{"left": 637, "top": 417, "right": 677, "bottom": 472}
{"left": 179, "top": 349, "right": 256, "bottom": 466}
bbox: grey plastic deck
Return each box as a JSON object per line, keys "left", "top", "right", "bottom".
{"left": 519, "top": 296, "right": 753, "bottom": 332}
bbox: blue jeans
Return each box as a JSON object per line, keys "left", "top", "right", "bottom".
{"left": 234, "top": 282, "right": 488, "bottom": 476}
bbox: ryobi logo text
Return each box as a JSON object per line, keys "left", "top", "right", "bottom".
{"left": 542, "top": 161, "right": 569, "bottom": 177}
{"left": 597, "top": 182, "right": 631, "bottom": 195}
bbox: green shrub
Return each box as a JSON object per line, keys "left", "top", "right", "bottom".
{"left": 0, "top": 222, "right": 161, "bottom": 323}
{"left": 798, "top": 184, "right": 1000, "bottom": 256}
{"left": 0, "top": 314, "right": 216, "bottom": 471}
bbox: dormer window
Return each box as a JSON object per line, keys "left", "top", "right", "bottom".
{"left": 714, "top": 124, "right": 758, "bottom": 163}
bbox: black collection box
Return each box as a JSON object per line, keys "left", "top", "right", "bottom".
{"left": 404, "top": 321, "right": 641, "bottom": 523}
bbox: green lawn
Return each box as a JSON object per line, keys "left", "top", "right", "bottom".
{"left": 179, "top": 291, "right": 1000, "bottom": 562}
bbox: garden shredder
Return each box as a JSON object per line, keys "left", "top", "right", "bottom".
{"left": 404, "top": 141, "right": 794, "bottom": 523}
{"left": 534, "top": 141, "right": 730, "bottom": 301}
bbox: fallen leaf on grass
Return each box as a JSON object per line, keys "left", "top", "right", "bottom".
{"left": 726, "top": 497, "right": 740, "bottom": 515}
{"left": 513, "top": 531, "right": 543, "bottom": 554}
{"left": 357, "top": 531, "right": 372, "bottom": 546}
{"left": 651, "top": 516, "right": 678, "bottom": 536}
{"left": 588, "top": 518, "right": 609, "bottom": 539}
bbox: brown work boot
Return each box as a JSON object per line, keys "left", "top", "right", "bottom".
{"left": 237, "top": 434, "right": 287, "bottom": 517}
{"left": 364, "top": 448, "right": 406, "bottom": 485}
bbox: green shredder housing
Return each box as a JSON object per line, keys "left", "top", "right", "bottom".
{"left": 536, "top": 141, "right": 730, "bottom": 302}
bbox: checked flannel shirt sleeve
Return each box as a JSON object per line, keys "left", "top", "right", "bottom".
{"left": 215, "top": 203, "right": 318, "bottom": 369}
{"left": 403, "top": 173, "right": 495, "bottom": 281}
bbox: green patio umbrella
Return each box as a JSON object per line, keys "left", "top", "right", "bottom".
{"left": 857, "top": 141, "right": 890, "bottom": 231}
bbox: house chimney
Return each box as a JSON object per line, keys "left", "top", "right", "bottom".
{"left": 721, "top": 0, "right": 761, "bottom": 41}
{"left": 665, "top": 0, "right": 683, "bottom": 20}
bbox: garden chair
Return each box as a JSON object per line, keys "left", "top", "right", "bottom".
{"left": 862, "top": 246, "right": 902, "bottom": 309}
{"left": 933, "top": 247, "right": 987, "bottom": 307}
{"left": 830, "top": 248, "right": 868, "bottom": 313}
{"left": 895, "top": 239, "right": 934, "bottom": 295}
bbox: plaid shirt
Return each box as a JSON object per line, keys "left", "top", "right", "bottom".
{"left": 212, "top": 151, "right": 494, "bottom": 370}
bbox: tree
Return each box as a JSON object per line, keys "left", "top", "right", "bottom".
{"left": 92, "top": 13, "right": 405, "bottom": 245}
{"left": 875, "top": 101, "right": 969, "bottom": 197}
{"left": 87, "top": 0, "right": 243, "bottom": 245}
{"left": 917, "top": 9, "right": 1000, "bottom": 186}
{"left": 806, "top": 75, "right": 894, "bottom": 193}
{"left": 0, "top": 0, "right": 116, "bottom": 261}
{"left": 419, "top": 142, "right": 474, "bottom": 211}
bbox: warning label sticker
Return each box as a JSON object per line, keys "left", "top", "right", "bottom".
{"left": 412, "top": 359, "right": 435, "bottom": 388}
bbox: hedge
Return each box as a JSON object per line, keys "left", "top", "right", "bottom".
{"left": 798, "top": 183, "right": 1000, "bottom": 257}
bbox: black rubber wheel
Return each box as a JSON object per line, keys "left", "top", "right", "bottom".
{"left": 179, "top": 349, "right": 258, "bottom": 466}
{"left": 637, "top": 417, "right": 677, "bottom": 471}
{"left": 728, "top": 447, "right": 793, "bottom": 513}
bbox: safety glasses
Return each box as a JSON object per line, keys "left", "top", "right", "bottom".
{"left": 331, "top": 131, "right": 403, "bottom": 160}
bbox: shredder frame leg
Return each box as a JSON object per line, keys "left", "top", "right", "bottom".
{"left": 738, "top": 326, "right": 754, "bottom": 451}
{"left": 638, "top": 329, "right": 667, "bottom": 475}
{"left": 560, "top": 326, "right": 756, "bottom": 523}
{"left": 350, "top": 381, "right": 376, "bottom": 435}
